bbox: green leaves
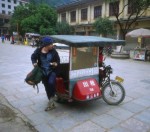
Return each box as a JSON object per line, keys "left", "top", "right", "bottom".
{"left": 55, "top": 22, "right": 74, "bottom": 35}
{"left": 10, "top": 3, "right": 57, "bottom": 36}
{"left": 93, "top": 17, "right": 114, "bottom": 36}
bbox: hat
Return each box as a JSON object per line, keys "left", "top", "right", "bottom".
{"left": 41, "top": 37, "right": 53, "bottom": 47}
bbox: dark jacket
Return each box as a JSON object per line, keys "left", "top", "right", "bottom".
{"left": 31, "top": 47, "right": 60, "bottom": 75}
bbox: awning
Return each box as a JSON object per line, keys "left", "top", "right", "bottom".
{"left": 50, "top": 35, "right": 125, "bottom": 47}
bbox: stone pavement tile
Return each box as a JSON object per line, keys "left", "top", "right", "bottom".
{"left": 4, "top": 95, "right": 18, "bottom": 102}
{"left": 134, "top": 111, "right": 150, "bottom": 125}
{"left": 92, "top": 104, "right": 116, "bottom": 116}
{"left": 120, "top": 101, "right": 146, "bottom": 113}
{"left": 107, "top": 107, "right": 134, "bottom": 120}
{"left": 28, "top": 112, "right": 55, "bottom": 126}
{"left": 91, "top": 114, "right": 121, "bottom": 129}
{"left": 48, "top": 114, "right": 79, "bottom": 132}
{"left": 16, "top": 90, "right": 37, "bottom": 98}
{"left": 68, "top": 109, "right": 96, "bottom": 123}
{"left": 35, "top": 123, "right": 55, "bottom": 132}
{"left": 30, "top": 94, "right": 47, "bottom": 104}
{"left": 126, "top": 91, "right": 145, "bottom": 99}
{"left": 122, "top": 95, "right": 133, "bottom": 103}
{"left": 10, "top": 98, "right": 34, "bottom": 109}
{"left": 69, "top": 121, "right": 105, "bottom": 132}
{"left": 19, "top": 107, "right": 35, "bottom": 116}
{"left": 45, "top": 104, "right": 73, "bottom": 117}
{"left": 120, "top": 118, "right": 150, "bottom": 132}
{"left": 14, "top": 91, "right": 29, "bottom": 99}
{"left": 30, "top": 102, "right": 47, "bottom": 113}
{"left": 132, "top": 98, "right": 150, "bottom": 107}
{"left": 109, "top": 126, "right": 131, "bottom": 132}
{"left": 141, "top": 94, "right": 150, "bottom": 101}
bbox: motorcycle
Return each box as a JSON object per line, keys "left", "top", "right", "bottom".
{"left": 99, "top": 61, "right": 125, "bottom": 105}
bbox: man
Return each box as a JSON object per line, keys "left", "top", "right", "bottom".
{"left": 31, "top": 36, "right": 60, "bottom": 111}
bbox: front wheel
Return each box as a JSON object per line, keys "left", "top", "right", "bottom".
{"left": 102, "top": 80, "right": 125, "bottom": 105}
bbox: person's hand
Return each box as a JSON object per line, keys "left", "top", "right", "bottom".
{"left": 33, "top": 63, "right": 37, "bottom": 67}
{"left": 50, "top": 62, "right": 57, "bottom": 67}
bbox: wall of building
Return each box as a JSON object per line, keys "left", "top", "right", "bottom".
{"left": 0, "top": 0, "right": 28, "bottom": 35}
{"left": 57, "top": 0, "right": 150, "bottom": 39}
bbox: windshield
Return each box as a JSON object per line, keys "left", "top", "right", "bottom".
{"left": 71, "top": 47, "right": 98, "bottom": 70}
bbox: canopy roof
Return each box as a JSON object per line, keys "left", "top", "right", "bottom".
{"left": 50, "top": 35, "right": 125, "bottom": 47}
{"left": 126, "top": 28, "right": 150, "bottom": 38}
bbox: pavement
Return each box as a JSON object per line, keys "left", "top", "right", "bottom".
{"left": 0, "top": 40, "right": 150, "bottom": 132}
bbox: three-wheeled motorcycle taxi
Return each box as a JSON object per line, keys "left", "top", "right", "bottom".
{"left": 51, "top": 35, "right": 125, "bottom": 105}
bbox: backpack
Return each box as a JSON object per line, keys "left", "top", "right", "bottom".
{"left": 25, "top": 66, "right": 43, "bottom": 93}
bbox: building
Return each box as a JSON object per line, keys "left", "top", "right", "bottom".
{"left": 57, "top": 0, "right": 150, "bottom": 39}
{"left": 0, "top": 0, "right": 29, "bottom": 35}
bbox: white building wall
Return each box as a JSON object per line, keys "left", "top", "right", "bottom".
{"left": 0, "top": 0, "right": 28, "bottom": 15}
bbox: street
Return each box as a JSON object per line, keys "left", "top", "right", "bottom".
{"left": 0, "top": 41, "right": 150, "bottom": 132}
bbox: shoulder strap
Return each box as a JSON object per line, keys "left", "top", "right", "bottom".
{"left": 33, "top": 84, "right": 39, "bottom": 93}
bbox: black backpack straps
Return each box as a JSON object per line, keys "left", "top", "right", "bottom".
{"left": 33, "top": 84, "right": 39, "bottom": 93}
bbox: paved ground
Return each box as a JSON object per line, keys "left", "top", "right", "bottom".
{"left": 0, "top": 40, "right": 150, "bottom": 132}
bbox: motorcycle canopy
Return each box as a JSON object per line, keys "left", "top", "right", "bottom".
{"left": 51, "top": 35, "right": 125, "bottom": 47}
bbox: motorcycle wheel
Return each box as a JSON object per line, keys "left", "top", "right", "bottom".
{"left": 102, "top": 80, "right": 125, "bottom": 105}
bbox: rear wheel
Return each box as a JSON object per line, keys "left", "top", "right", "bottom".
{"left": 102, "top": 80, "right": 125, "bottom": 105}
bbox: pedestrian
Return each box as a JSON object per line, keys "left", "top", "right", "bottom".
{"left": 1, "top": 34, "right": 5, "bottom": 43}
{"left": 31, "top": 37, "right": 35, "bottom": 47}
{"left": 11, "top": 35, "right": 15, "bottom": 44}
{"left": 31, "top": 36, "right": 60, "bottom": 111}
{"left": 99, "top": 47, "right": 104, "bottom": 67}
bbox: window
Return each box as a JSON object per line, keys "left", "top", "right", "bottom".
{"left": 2, "top": 10, "right": 5, "bottom": 14}
{"left": 5, "top": 19, "right": 9, "bottom": 23}
{"left": 109, "top": 1, "right": 119, "bottom": 16}
{"left": 2, "top": 4, "right": 5, "bottom": 8}
{"left": 14, "top": 0, "right": 17, "bottom": 4}
{"left": 8, "top": 11, "right": 11, "bottom": 15}
{"left": 70, "top": 11, "right": 76, "bottom": 22}
{"left": 8, "top": 0, "right": 11, "bottom": 2}
{"left": 61, "top": 13, "right": 66, "bottom": 22}
{"left": 14, "top": 6, "right": 16, "bottom": 10}
{"left": 81, "top": 8, "right": 87, "bottom": 21}
{"left": 8, "top": 5, "right": 11, "bottom": 9}
{"left": 128, "top": 0, "right": 136, "bottom": 14}
{"left": 94, "top": 6, "right": 102, "bottom": 19}
{"left": 20, "top": 2, "right": 23, "bottom": 5}
{"left": 72, "top": 47, "right": 97, "bottom": 70}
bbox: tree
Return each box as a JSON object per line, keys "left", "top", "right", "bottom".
{"left": 106, "top": 0, "right": 150, "bottom": 39}
{"left": 55, "top": 21, "right": 74, "bottom": 35}
{"left": 10, "top": 5, "right": 32, "bottom": 36}
{"left": 10, "top": 3, "right": 57, "bottom": 36}
{"left": 93, "top": 17, "right": 114, "bottom": 36}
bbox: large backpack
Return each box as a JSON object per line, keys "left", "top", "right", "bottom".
{"left": 25, "top": 66, "right": 43, "bottom": 93}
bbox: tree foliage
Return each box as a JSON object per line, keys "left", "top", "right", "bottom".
{"left": 93, "top": 17, "right": 114, "bottom": 36}
{"left": 105, "top": 0, "right": 150, "bottom": 39}
{"left": 10, "top": 3, "right": 57, "bottom": 36}
{"left": 55, "top": 22, "right": 74, "bottom": 35}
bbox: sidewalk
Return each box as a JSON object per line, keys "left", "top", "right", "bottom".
{"left": 0, "top": 41, "right": 37, "bottom": 132}
{"left": 0, "top": 40, "right": 150, "bottom": 132}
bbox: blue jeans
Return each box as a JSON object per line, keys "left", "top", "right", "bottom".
{"left": 42, "top": 72, "right": 56, "bottom": 100}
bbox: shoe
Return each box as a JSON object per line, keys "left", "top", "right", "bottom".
{"left": 45, "top": 102, "right": 55, "bottom": 111}
{"left": 45, "top": 100, "right": 55, "bottom": 111}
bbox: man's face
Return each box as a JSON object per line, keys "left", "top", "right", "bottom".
{"left": 45, "top": 44, "right": 54, "bottom": 50}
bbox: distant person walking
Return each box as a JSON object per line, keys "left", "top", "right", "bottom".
{"left": 1, "top": 34, "right": 5, "bottom": 43}
{"left": 11, "top": 35, "right": 15, "bottom": 44}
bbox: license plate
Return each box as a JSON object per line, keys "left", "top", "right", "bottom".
{"left": 115, "top": 76, "right": 124, "bottom": 83}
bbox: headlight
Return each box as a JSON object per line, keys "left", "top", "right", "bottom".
{"left": 109, "top": 68, "right": 113, "bottom": 74}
